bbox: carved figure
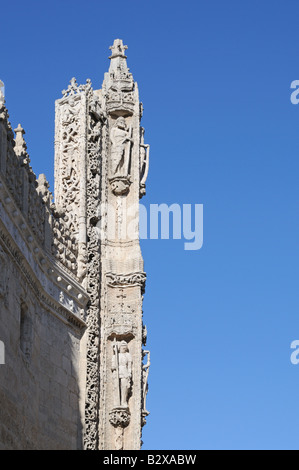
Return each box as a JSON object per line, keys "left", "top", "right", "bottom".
{"left": 110, "top": 117, "right": 133, "bottom": 177}
{"left": 142, "top": 350, "right": 150, "bottom": 413}
{"left": 139, "top": 127, "right": 150, "bottom": 197}
{"left": 112, "top": 339, "right": 132, "bottom": 408}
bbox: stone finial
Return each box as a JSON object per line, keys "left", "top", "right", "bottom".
{"left": 37, "top": 173, "right": 52, "bottom": 205}
{"left": 109, "top": 39, "right": 128, "bottom": 59}
{"left": 14, "top": 123, "right": 27, "bottom": 157}
{"left": 37, "top": 173, "right": 49, "bottom": 189}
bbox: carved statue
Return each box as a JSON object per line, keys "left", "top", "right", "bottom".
{"left": 110, "top": 117, "right": 133, "bottom": 178}
{"left": 111, "top": 339, "right": 132, "bottom": 408}
{"left": 142, "top": 350, "right": 150, "bottom": 414}
{"left": 139, "top": 127, "right": 150, "bottom": 197}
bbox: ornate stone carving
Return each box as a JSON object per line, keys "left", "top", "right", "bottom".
{"left": 104, "top": 39, "right": 136, "bottom": 116}
{"left": 51, "top": 208, "right": 78, "bottom": 275}
{"left": 106, "top": 272, "right": 146, "bottom": 290}
{"left": 106, "top": 312, "right": 136, "bottom": 337}
{"left": 55, "top": 79, "right": 92, "bottom": 261}
{"left": 109, "top": 407, "right": 131, "bottom": 428}
{"left": 109, "top": 407, "right": 131, "bottom": 450}
{"left": 59, "top": 100, "right": 81, "bottom": 233}
{"left": 62, "top": 77, "right": 92, "bottom": 98}
{"left": 83, "top": 93, "right": 103, "bottom": 450}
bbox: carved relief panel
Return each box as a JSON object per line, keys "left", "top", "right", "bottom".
{"left": 55, "top": 94, "right": 83, "bottom": 235}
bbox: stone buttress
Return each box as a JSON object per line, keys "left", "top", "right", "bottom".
{"left": 54, "top": 39, "right": 150, "bottom": 450}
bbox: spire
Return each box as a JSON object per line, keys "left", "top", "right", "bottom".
{"left": 108, "top": 39, "right": 129, "bottom": 73}
{"left": 103, "top": 39, "right": 136, "bottom": 116}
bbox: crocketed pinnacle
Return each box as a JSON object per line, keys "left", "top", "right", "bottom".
{"left": 108, "top": 39, "right": 129, "bottom": 73}
{"left": 14, "top": 123, "right": 27, "bottom": 157}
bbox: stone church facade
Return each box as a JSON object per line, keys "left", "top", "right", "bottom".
{"left": 0, "top": 40, "right": 150, "bottom": 450}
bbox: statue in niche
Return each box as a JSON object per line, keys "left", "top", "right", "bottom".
{"left": 110, "top": 117, "right": 133, "bottom": 178}
{"left": 111, "top": 339, "right": 132, "bottom": 408}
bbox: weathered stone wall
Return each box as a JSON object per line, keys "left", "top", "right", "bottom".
{"left": 0, "top": 278, "right": 84, "bottom": 449}
{"left": 0, "top": 103, "right": 89, "bottom": 450}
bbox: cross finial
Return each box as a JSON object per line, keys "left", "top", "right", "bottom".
{"left": 109, "top": 39, "right": 128, "bottom": 59}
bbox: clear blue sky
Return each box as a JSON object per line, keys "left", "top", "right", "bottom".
{"left": 2, "top": 0, "right": 299, "bottom": 450}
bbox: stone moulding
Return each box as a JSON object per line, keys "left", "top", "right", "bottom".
{"left": 106, "top": 272, "right": 146, "bottom": 290}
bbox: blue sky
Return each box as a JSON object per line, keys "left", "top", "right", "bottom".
{"left": 2, "top": 0, "right": 299, "bottom": 450}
